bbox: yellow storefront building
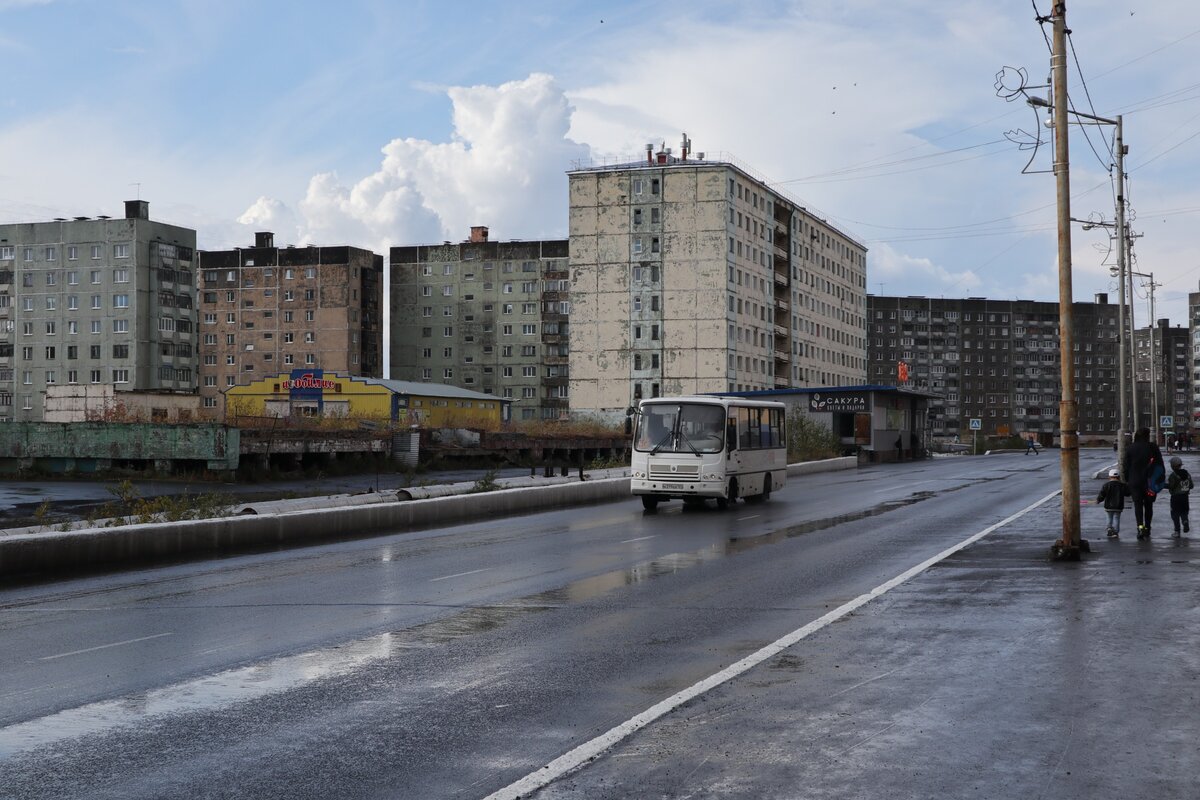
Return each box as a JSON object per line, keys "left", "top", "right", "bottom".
{"left": 223, "top": 371, "right": 508, "bottom": 428}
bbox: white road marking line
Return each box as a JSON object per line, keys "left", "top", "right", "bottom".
{"left": 620, "top": 535, "right": 658, "bottom": 544}
{"left": 482, "top": 489, "right": 1061, "bottom": 800}
{"left": 737, "top": 515, "right": 760, "bottom": 521}
{"left": 40, "top": 632, "right": 174, "bottom": 661}
{"left": 428, "top": 568, "right": 492, "bottom": 583}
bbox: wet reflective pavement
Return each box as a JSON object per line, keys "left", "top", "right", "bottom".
{"left": 5, "top": 453, "right": 1194, "bottom": 798}
{"left": 532, "top": 498, "right": 1200, "bottom": 800}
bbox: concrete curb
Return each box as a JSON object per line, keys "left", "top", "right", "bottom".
{"left": 0, "top": 460, "right": 852, "bottom": 582}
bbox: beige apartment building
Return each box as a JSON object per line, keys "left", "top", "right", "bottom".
{"left": 389, "top": 227, "right": 571, "bottom": 422}
{"left": 197, "top": 233, "right": 383, "bottom": 417}
{"left": 567, "top": 146, "right": 867, "bottom": 421}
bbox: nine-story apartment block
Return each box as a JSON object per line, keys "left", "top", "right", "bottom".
{"left": 389, "top": 227, "right": 571, "bottom": 422}
{"left": 0, "top": 200, "right": 198, "bottom": 421}
{"left": 566, "top": 142, "right": 868, "bottom": 423}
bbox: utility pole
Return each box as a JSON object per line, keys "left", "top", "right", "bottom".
{"left": 1149, "top": 278, "right": 1160, "bottom": 444}
{"left": 1128, "top": 253, "right": 1138, "bottom": 431}
{"left": 1114, "top": 116, "right": 1129, "bottom": 477}
{"left": 1050, "top": 1, "right": 1083, "bottom": 557}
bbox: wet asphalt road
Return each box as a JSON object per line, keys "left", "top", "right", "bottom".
{"left": 1, "top": 451, "right": 1162, "bottom": 799}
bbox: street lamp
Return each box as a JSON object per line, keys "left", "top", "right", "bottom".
{"left": 1123, "top": 268, "right": 1160, "bottom": 443}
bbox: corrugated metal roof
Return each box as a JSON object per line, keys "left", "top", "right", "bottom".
{"left": 355, "top": 377, "right": 510, "bottom": 403}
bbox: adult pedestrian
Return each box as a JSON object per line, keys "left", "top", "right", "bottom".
{"left": 895, "top": 435, "right": 903, "bottom": 461}
{"left": 1122, "top": 426, "right": 1166, "bottom": 540}
{"left": 1025, "top": 435, "right": 1039, "bottom": 455}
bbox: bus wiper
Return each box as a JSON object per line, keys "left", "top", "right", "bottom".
{"left": 649, "top": 430, "right": 675, "bottom": 454}
{"left": 679, "top": 435, "right": 700, "bottom": 456}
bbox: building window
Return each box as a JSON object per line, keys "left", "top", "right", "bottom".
{"left": 112, "top": 369, "right": 130, "bottom": 383}
{"left": 113, "top": 243, "right": 130, "bottom": 259}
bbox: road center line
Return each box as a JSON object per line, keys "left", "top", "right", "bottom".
{"left": 483, "top": 489, "right": 1061, "bottom": 800}
{"left": 619, "top": 535, "right": 658, "bottom": 544}
{"left": 40, "top": 632, "right": 174, "bottom": 661}
{"left": 429, "top": 568, "right": 491, "bottom": 583}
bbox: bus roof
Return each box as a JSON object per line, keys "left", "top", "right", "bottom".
{"left": 639, "top": 395, "right": 785, "bottom": 408}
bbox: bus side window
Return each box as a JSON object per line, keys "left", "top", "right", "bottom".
{"left": 726, "top": 417, "right": 737, "bottom": 451}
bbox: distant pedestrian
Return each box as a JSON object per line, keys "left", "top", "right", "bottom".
{"left": 1096, "top": 468, "right": 1129, "bottom": 539}
{"left": 1167, "top": 456, "right": 1193, "bottom": 537}
{"left": 895, "top": 435, "right": 903, "bottom": 461}
{"left": 1025, "top": 436, "right": 1039, "bottom": 455}
{"left": 1123, "top": 427, "right": 1166, "bottom": 540}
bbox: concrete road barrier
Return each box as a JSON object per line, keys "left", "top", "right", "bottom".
{"left": 0, "top": 461, "right": 851, "bottom": 582}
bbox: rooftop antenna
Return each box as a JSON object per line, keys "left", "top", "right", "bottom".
{"left": 129, "top": 182, "right": 141, "bottom": 200}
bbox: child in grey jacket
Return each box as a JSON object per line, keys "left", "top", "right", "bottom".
{"left": 1167, "top": 456, "right": 1193, "bottom": 537}
{"left": 1097, "top": 468, "right": 1129, "bottom": 539}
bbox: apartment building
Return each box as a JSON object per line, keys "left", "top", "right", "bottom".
{"left": 389, "top": 227, "right": 570, "bottom": 422}
{"left": 198, "top": 233, "right": 383, "bottom": 416}
{"left": 866, "top": 295, "right": 1122, "bottom": 443}
{"left": 1186, "top": 287, "right": 1200, "bottom": 437}
{"left": 0, "top": 200, "right": 198, "bottom": 421}
{"left": 566, "top": 144, "right": 868, "bottom": 422}
{"left": 1134, "top": 319, "right": 1189, "bottom": 438}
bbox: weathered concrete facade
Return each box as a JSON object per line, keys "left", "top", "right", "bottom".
{"left": 197, "top": 233, "right": 383, "bottom": 419}
{"left": 0, "top": 200, "right": 198, "bottom": 422}
{"left": 389, "top": 231, "right": 570, "bottom": 422}
{"left": 43, "top": 384, "right": 202, "bottom": 423}
{"left": 567, "top": 151, "right": 868, "bottom": 421}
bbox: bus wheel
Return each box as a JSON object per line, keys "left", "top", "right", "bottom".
{"left": 717, "top": 478, "right": 738, "bottom": 509}
{"left": 641, "top": 495, "right": 659, "bottom": 514}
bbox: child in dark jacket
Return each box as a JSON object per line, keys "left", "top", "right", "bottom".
{"left": 1167, "top": 456, "right": 1193, "bottom": 537}
{"left": 1097, "top": 469, "right": 1129, "bottom": 539}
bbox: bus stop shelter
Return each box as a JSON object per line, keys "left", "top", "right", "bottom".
{"left": 717, "top": 386, "right": 940, "bottom": 463}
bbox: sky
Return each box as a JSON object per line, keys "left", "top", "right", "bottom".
{"left": 2, "top": 0, "right": 1199, "bottom": 330}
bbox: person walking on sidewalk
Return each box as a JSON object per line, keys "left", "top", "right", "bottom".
{"left": 1167, "top": 456, "right": 1193, "bottom": 538}
{"left": 1025, "top": 435, "right": 1039, "bottom": 455}
{"left": 1123, "top": 426, "right": 1166, "bottom": 540}
{"left": 1097, "top": 468, "right": 1128, "bottom": 539}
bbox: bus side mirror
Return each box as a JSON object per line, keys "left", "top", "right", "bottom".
{"left": 625, "top": 406, "right": 636, "bottom": 417}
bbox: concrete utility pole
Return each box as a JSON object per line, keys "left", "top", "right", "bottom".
{"left": 1050, "top": 1, "right": 1083, "bottom": 558}
{"left": 1114, "top": 118, "right": 1128, "bottom": 475}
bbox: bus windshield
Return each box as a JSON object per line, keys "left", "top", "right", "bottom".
{"left": 635, "top": 403, "right": 726, "bottom": 454}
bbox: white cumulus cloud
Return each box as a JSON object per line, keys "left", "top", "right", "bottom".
{"left": 247, "top": 73, "right": 590, "bottom": 251}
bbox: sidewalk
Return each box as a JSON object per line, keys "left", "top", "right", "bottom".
{"left": 537, "top": 496, "right": 1200, "bottom": 799}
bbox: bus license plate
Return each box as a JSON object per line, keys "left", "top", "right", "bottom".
{"left": 661, "top": 483, "right": 684, "bottom": 490}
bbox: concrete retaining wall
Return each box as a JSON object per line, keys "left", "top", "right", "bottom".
{"left": 0, "top": 460, "right": 854, "bottom": 582}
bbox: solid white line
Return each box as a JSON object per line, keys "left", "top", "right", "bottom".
{"left": 619, "top": 535, "right": 658, "bottom": 544}
{"left": 737, "top": 515, "right": 760, "bottom": 521}
{"left": 429, "top": 568, "right": 492, "bottom": 583}
{"left": 40, "top": 632, "right": 174, "bottom": 661}
{"left": 482, "top": 489, "right": 1061, "bottom": 800}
